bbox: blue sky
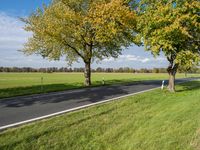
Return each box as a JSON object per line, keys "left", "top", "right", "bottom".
{"left": 0, "top": 0, "right": 51, "bottom": 16}
{"left": 0, "top": 0, "right": 168, "bottom": 69}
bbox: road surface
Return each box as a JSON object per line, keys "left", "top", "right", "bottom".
{"left": 0, "top": 78, "right": 198, "bottom": 130}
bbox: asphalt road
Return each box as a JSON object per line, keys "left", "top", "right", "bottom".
{"left": 0, "top": 78, "right": 198, "bottom": 129}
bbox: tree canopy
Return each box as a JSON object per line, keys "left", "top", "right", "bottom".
{"left": 22, "top": 0, "right": 137, "bottom": 85}
{"left": 137, "top": 0, "right": 200, "bottom": 91}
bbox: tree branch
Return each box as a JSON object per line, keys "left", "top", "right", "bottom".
{"left": 44, "top": 29, "right": 85, "bottom": 60}
{"left": 64, "top": 42, "right": 85, "bottom": 60}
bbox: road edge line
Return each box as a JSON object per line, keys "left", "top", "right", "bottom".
{"left": 1, "top": 78, "right": 198, "bottom": 131}
{"left": 0, "top": 87, "right": 159, "bottom": 131}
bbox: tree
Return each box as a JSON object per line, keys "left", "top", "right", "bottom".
{"left": 152, "top": 68, "right": 159, "bottom": 73}
{"left": 178, "top": 65, "right": 200, "bottom": 77}
{"left": 22, "top": 0, "right": 137, "bottom": 86}
{"left": 137, "top": 0, "right": 200, "bottom": 92}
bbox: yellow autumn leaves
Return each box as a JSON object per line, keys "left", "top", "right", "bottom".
{"left": 137, "top": 0, "right": 200, "bottom": 69}
{"left": 22, "top": 0, "right": 137, "bottom": 65}
{"left": 22, "top": 0, "right": 199, "bottom": 71}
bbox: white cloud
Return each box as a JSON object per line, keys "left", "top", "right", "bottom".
{"left": 103, "top": 54, "right": 165, "bottom": 64}
{"left": 0, "top": 12, "right": 31, "bottom": 50}
{"left": 0, "top": 12, "right": 168, "bottom": 69}
{"left": 103, "top": 57, "right": 115, "bottom": 62}
{"left": 141, "top": 58, "right": 150, "bottom": 63}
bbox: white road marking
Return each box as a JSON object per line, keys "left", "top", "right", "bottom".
{"left": 0, "top": 78, "right": 198, "bottom": 131}
{"left": 0, "top": 87, "right": 159, "bottom": 131}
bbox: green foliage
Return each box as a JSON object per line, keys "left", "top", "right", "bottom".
{"left": 137, "top": 0, "right": 200, "bottom": 70}
{"left": 22, "top": 0, "right": 137, "bottom": 64}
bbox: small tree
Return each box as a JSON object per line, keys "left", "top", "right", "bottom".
{"left": 22, "top": 0, "right": 137, "bottom": 86}
{"left": 137, "top": 0, "right": 200, "bottom": 92}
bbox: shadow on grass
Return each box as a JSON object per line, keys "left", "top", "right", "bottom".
{"left": 0, "top": 79, "right": 166, "bottom": 108}
{"left": 0, "top": 79, "right": 142, "bottom": 99}
{"left": 176, "top": 80, "right": 200, "bottom": 92}
{"left": 0, "top": 83, "right": 83, "bottom": 99}
{"left": 0, "top": 78, "right": 197, "bottom": 99}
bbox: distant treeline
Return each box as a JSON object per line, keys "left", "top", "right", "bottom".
{"left": 0, "top": 67, "right": 200, "bottom": 73}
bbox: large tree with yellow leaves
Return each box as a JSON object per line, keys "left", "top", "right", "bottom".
{"left": 22, "top": 0, "right": 137, "bottom": 86}
{"left": 137, "top": 0, "right": 200, "bottom": 92}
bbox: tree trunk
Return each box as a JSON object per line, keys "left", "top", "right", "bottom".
{"left": 84, "top": 61, "right": 91, "bottom": 86}
{"left": 168, "top": 72, "right": 175, "bottom": 92}
{"left": 167, "top": 65, "right": 177, "bottom": 92}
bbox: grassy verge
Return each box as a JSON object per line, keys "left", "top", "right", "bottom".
{"left": 0, "top": 80, "right": 200, "bottom": 150}
{"left": 0, "top": 72, "right": 199, "bottom": 98}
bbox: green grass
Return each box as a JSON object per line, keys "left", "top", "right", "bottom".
{"left": 0, "top": 80, "right": 200, "bottom": 150}
{"left": 0, "top": 72, "right": 199, "bottom": 98}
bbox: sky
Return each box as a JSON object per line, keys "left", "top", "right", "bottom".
{"left": 0, "top": 0, "right": 168, "bottom": 69}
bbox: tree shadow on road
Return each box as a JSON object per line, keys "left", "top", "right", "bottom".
{"left": 0, "top": 83, "right": 83, "bottom": 99}
{"left": 0, "top": 79, "right": 152, "bottom": 99}
{"left": 0, "top": 84, "right": 130, "bottom": 108}
{"left": 0, "top": 79, "right": 161, "bottom": 108}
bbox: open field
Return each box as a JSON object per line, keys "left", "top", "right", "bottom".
{"left": 0, "top": 80, "right": 200, "bottom": 149}
{"left": 0, "top": 73, "right": 199, "bottom": 98}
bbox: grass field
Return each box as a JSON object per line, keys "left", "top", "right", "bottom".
{"left": 0, "top": 80, "right": 200, "bottom": 150}
{"left": 0, "top": 72, "right": 199, "bottom": 98}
